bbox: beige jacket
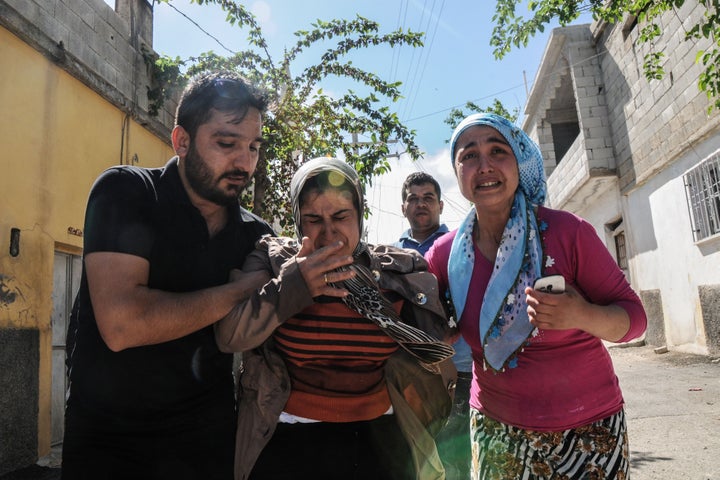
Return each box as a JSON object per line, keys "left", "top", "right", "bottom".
{"left": 215, "top": 237, "right": 457, "bottom": 480}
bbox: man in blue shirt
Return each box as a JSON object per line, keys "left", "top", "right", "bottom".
{"left": 394, "top": 172, "right": 471, "bottom": 480}
{"left": 394, "top": 172, "right": 449, "bottom": 255}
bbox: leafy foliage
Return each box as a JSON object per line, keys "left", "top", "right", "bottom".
{"left": 490, "top": 0, "right": 720, "bottom": 113}
{"left": 154, "top": 0, "right": 424, "bottom": 232}
{"left": 141, "top": 44, "right": 186, "bottom": 116}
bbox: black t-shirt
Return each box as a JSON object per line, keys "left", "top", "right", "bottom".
{"left": 66, "top": 157, "right": 273, "bottom": 425}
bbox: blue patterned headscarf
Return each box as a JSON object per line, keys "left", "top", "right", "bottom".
{"left": 447, "top": 113, "right": 547, "bottom": 372}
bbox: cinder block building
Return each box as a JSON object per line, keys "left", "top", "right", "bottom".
{"left": 0, "top": 0, "right": 174, "bottom": 473}
{"left": 523, "top": 4, "right": 720, "bottom": 356}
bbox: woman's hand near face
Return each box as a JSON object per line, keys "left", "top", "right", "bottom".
{"left": 295, "top": 236, "right": 355, "bottom": 298}
{"left": 525, "top": 285, "right": 631, "bottom": 342}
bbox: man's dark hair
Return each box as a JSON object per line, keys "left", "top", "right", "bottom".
{"left": 401, "top": 172, "right": 442, "bottom": 202}
{"left": 175, "top": 71, "right": 268, "bottom": 139}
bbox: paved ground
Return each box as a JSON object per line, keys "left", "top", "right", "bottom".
{"left": 610, "top": 343, "right": 720, "bottom": 480}
{"left": 2, "top": 343, "right": 718, "bottom": 479}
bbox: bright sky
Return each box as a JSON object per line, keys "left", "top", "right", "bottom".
{"left": 127, "top": 0, "right": 586, "bottom": 243}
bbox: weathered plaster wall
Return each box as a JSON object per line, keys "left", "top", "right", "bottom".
{"left": 0, "top": 0, "right": 175, "bottom": 472}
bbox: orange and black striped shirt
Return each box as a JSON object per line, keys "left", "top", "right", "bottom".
{"left": 275, "top": 294, "right": 403, "bottom": 422}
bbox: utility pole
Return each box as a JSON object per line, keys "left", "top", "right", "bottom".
{"left": 348, "top": 133, "right": 399, "bottom": 157}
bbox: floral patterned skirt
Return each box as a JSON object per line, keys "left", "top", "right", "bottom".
{"left": 470, "top": 408, "right": 629, "bottom": 480}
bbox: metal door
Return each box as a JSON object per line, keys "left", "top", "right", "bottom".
{"left": 50, "top": 252, "right": 81, "bottom": 445}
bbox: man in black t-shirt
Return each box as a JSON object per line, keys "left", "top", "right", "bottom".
{"left": 62, "top": 72, "right": 274, "bottom": 480}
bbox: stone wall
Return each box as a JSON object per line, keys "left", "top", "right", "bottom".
{"left": 0, "top": 329, "right": 39, "bottom": 477}
{"left": 699, "top": 285, "right": 720, "bottom": 355}
{"left": 0, "top": 0, "right": 175, "bottom": 141}
{"left": 640, "top": 289, "right": 666, "bottom": 348}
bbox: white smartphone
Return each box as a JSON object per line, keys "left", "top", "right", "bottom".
{"left": 533, "top": 275, "right": 565, "bottom": 294}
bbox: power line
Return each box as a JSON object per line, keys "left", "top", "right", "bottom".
{"left": 404, "top": 49, "right": 608, "bottom": 124}
{"left": 389, "top": 0, "right": 407, "bottom": 81}
{"left": 162, "top": 0, "right": 603, "bottom": 141}
{"left": 402, "top": 0, "right": 446, "bottom": 121}
{"left": 398, "top": 0, "right": 433, "bottom": 120}
{"left": 159, "top": 1, "right": 237, "bottom": 55}
{"left": 396, "top": 0, "right": 428, "bottom": 120}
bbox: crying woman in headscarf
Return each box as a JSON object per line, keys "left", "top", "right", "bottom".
{"left": 424, "top": 113, "right": 647, "bottom": 480}
{"left": 215, "top": 157, "right": 457, "bottom": 480}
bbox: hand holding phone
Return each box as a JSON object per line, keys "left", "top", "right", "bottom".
{"left": 533, "top": 275, "right": 565, "bottom": 294}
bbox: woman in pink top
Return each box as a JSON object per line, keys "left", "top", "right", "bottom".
{"left": 426, "top": 113, "right": 647, "bottom": 480}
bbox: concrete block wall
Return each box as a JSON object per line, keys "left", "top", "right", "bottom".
{"left": 525, "top": 8, "right": 720, "bottom": 354}
{"left": 529, "top": 25, "right": 619, "bottom": 209}
{"left": 533, "top": 57, "right": 585, "bottom": 207}
{"left": 595, "top": 2, "right": 720, "bottom": 192}
{"left": 533, "top": 61, "right": 566, "bottom": 168}
{"left": 566, "top": 36, "right": 614, "bottom": 173}
{"left": 0, "top": 0, "right": 175, "bottom": 140}
{"left": 546, "top": 134, "right": 584, "bottom": 208}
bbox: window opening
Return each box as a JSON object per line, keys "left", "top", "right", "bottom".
{"left": 684, "top": 149, "right": 720, "bottom": 241}
{"left": 606, "top": 218, "right": 626, "bottom": 270}
{"left": 614, "top": 231, "right": 628, "bottom": 270}
{"left": 551, "top": 122, "right": 580, "bottom": 164}
{"left": 622, "top": 15, "right": 638, "bottom": 40}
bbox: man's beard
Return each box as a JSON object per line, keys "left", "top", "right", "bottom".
{"left": 184, "top": 142, "right": 249, "bottom": 206}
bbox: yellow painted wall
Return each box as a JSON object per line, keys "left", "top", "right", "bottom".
{"left": 0, "top": 26, "right": 175, "bottom": 455}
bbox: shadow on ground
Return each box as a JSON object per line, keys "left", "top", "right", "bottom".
{"left": 631, "top": 450, "right": 674, "bottom": 467}
{"left": 0, "top": 465, "right": 60, "bottom": 480}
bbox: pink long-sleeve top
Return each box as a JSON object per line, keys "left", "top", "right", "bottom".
{"left": 426, "top": 206, "right": 647, "bottom": 431}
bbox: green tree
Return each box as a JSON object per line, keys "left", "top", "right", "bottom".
{"left": 444, "top": 98, "right": 519, "bottom": 134}
{"left": 490, "top": 0, "right": 720, "bottom": 113}
{"left": 156, "top": 0, "right": 424, "bottom": 232}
